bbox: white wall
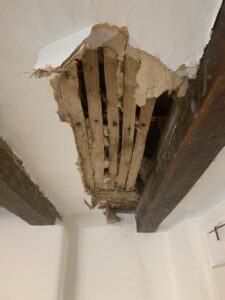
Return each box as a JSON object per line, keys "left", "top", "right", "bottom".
{"left": 166, "top": 196, "right": 225, "bottom": 300}
{"left": 198, "top": 199, "right": 225, "bottom": 300}
{"left": 1, "top": 200, "right": 224, "bottom": 300}
{"left": 167, "top": 219, "right": 216, "bottom": 300}
{"left": 62, "top": 214, "right": 176, "bottom": 300}
{"left": 60, "top": 196, "right": 225, "bottom": 300}
{"left": 0, "top": 209, "right": 65, "bottom": 300}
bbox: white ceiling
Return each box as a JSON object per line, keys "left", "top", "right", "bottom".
{"left": 0, "top": 0, "right": 222, "bottom": 216}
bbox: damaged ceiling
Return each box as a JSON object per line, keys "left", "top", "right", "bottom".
{"left": 34, "top": 24, "right": 189, "bottom": 220}
{"left": 0, "top": 0, "right": 222, "bottom": 218}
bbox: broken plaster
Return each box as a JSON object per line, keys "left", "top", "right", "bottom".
{"left": 34, "top": 23, "right": 189, "bottom": 106}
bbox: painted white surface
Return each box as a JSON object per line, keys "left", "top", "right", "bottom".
{"left": 165, "top": 197, "right": 225, "bottom": 300}
{"left": 213, "top": 268, "right": 225, "bottom": 300}
{"left": 34, "top": 27, "right": 92, "bottom": 69}
{"left": 60, "top": 202, "right": 225, "bottom": 300}
{"left": 0, "top": 197, "right": 224, "bottom": 300}
{"left": 167, "top": 219, "right": 217, "bottom": 300}
{"left": 62, "top": 214, "right": 176, "bottom": 300}
{"left": 94, "top": 0, "right": 222, "bottom": 76}
{"left": 0, "top": 208, "right": 65, "bottom": 300}
{"left": 0, "top": 0, "right": 95, "bottom": 215}
{"left": 35, "top": 0, "right": 222, "bottom": 78}
{"left": 0, "top": 0, "right": 222, "bottom": 216}
{"left": 34, "top": 25, "right": 120, "bottom": 70}
{"left": 198, "top": 199, "right": 225, "bottom": 300}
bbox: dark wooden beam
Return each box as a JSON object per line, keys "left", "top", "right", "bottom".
{"left": 136, "top": 3, "right": 225, "bottom": 232}
{"left": 0, "top": 138, "right": 60, "bottom": 225}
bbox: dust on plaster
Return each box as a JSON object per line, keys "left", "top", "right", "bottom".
{"left": 34, "top": 23, "right": 189, "bottom": 107}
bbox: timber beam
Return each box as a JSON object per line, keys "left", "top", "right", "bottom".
{"left": 0, "top": 138, "right": 60, "bottom": 225}
{"left": 136, "top": 3, "right": 225, "bottom": 232}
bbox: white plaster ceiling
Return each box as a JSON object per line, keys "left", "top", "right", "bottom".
{"left": 0, "top": 0, "right": 222, "bottom": 216}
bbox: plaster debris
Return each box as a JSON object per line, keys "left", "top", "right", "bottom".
{"left": 132, "top": 50, "right": 189, "bottom": 106}
{"left": 104, "top": 206, "right": 121, "bottom": 224}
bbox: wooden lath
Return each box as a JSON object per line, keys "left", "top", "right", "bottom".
{"left": 116, "top": 53, "right": 140, "bottom": 189}
{"left": 104, "top": 47, "right": 120, "bottom": 188}
{"left": 50, "top": 47, "right": 155, "bottom": 213}
{"left": 46, "top": 25, "right": 190, "bottom": 219}
{"left": 51, "top": 65, "right": 95, "bottom": 191}
{"left": 126, "top": 98, "right": 156, "bottom": 191}
{"left": 82, "top": 49, "right": 105, "bottom": 190}
{"left": 34, "top": 24, "right": 190, "bottom": 223}
{"left": 93, "top": 190, "right": 140, "bottom": 212}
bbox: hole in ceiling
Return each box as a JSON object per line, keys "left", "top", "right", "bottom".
{"left": 34, "top": 24, "right": 189, "bottom": 223}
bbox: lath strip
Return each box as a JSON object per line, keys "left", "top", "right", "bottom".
{"left": 104, "top": 48, "right": 120, "bottom": 187}
{"left": 52, "top": 66, "right": 95, "bottom": 191}
{"left": 126, "top": 99, "right": 156, "bottom": 191}
{"left": 93, "top": 190, "right": 139, "bottom": 206}
{"left": 82, "top": 50, "right": 105, "bottom": 189}
{"left": 117, "top": 54, "right": 140, "bottom": 189}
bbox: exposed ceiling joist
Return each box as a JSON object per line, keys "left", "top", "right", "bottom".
{"left": 0, "top": 138, "right": 60, "bottom": 225}
{"left": 136, "top": 3, "right": 225, "bottom": 232}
